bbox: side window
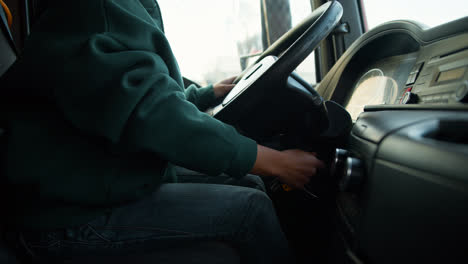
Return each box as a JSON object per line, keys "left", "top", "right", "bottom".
{"left": 158, "top": 0, "right": 317, "bottom": 86}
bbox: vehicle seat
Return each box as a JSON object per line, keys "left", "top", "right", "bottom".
{"left": 0, "top": 2, "right": 240, "bottom": 263}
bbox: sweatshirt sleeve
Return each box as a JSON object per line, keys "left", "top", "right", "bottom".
{"left": 184, "top": 84, "right": 218, "bottom": 111}
{"left": 53, "top": 32, "right": 257, "bottom": 178}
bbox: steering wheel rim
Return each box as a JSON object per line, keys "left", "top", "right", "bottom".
{"left": 234, "top": 1, "right": 343, "bottom": 84}
{"left": 213, "top": 1, "right": 343, "bottom": 138}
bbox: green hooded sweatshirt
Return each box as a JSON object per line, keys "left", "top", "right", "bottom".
{"left": 1, "top": 0, "right": 257, "bottom": 229}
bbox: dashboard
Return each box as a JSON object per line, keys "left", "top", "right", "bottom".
{"left": 345, "top": 53, "right": 416, "bottom": 120}
{"left": 341, "top": 30, "right": 468, "bottom": 120}
{"left": 315, "top": 18, "right": 468, "bottom": 264}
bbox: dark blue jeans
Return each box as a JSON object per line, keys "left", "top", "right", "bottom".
{"left": 17, "top": 169, "right": 292, "bottom": 264}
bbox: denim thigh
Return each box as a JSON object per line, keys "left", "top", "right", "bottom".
{"left": 21, "top": 183, "right": 291, "bottom": 264}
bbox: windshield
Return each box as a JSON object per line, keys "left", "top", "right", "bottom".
{"left": 363, "top": 0, "right": 468, "bottom": 30}
{"left": 158, "top": 0, "right": 315, "bottom": 86}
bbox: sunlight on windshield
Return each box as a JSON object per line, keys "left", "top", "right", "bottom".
{"left": 158, "top": 0, "right": 247, "bottom": 86}
{"left": 158, "top": 0, "right": 315, "bottom": 86}
{"left": 363, "top": 0, "right": 468, "bottom": 30}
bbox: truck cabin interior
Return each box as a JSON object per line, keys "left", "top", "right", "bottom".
{"left": 1, "top": 0, "right": 468, "bottom": 264}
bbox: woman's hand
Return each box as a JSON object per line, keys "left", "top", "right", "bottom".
{"left": 251, "top": 145, "right": 326, "bottom": 189}
{"left": 213, "top": 76, "right": 237, "bottom": 98}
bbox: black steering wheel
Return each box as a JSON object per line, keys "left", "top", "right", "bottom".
{"left": 211, "top": 1, "right": 343, "bottom": 140}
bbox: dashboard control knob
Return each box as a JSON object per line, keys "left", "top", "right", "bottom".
{"left": 401, "top": 91, "right": 418, "bottom": 104}
{"left": 339, "top": 157, "right": 365, "bottom": 192}
{"left": 331, "top": 148, "right": 350, "bottom": 179}
{"left": 455, "top": 81, "right": 468, "bottom": 103}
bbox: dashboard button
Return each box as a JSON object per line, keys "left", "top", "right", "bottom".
{"left": 406, "top": 73, "right": 417, "bottom": 85}
{"left": 455, "top": 82, "right": 468, "bottom": 102}
{"left": 401, "top": 91, "right": 419, "bottom": 104}
{"left": 410, "top": 62, "right": 424, "bottom": 74}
